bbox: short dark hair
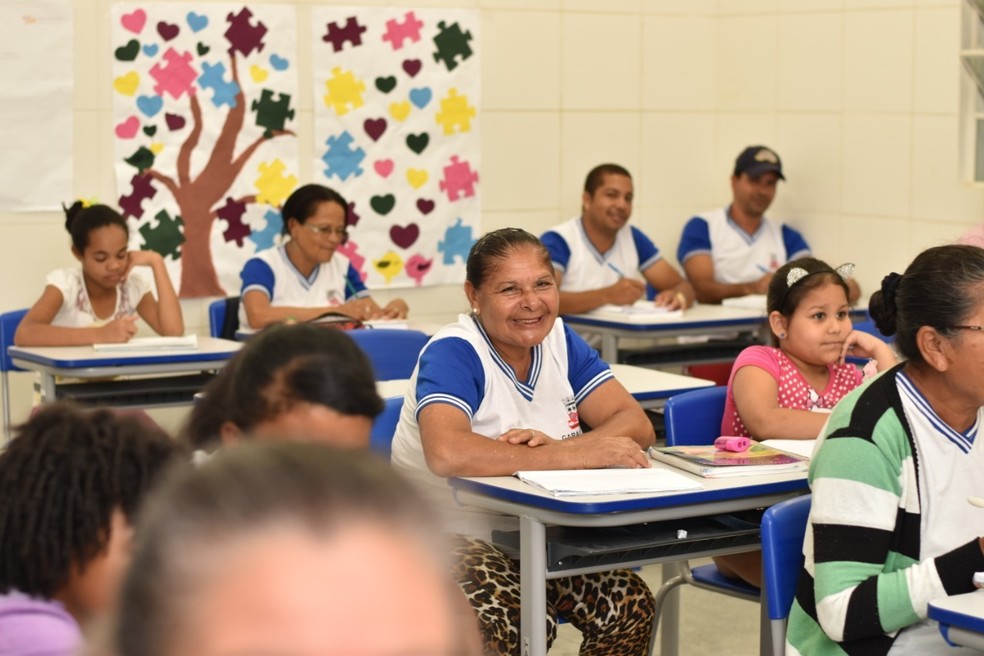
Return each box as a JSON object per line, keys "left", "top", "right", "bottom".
{"left": 280, "top": 184, "right": 349, "bottom": 235}
{"left": 0, "top": 403, "right": 186, "bottom": 598}
{"left": 870, "top": 244, "right": 984, "bottom": 364}
{"left": 583, "top": 163, "right": 632, "bottom": 195}
{"left": 182, "top": 323, "right": 383, "bottom": 447}
{"left": 63, "top": 202, "right": 129, "bottom": 252}
{"left": 116, "top": 442, "right": 445, "bottom": 656}
{"left": 465, "top": 228, "right": 552, "bottom": 290}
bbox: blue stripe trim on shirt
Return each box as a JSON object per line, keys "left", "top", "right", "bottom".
{"left": 416, "top": 394, "right": 473, "bottom": 421}
{"left": 471, "top": 315, "right": 540, "bottom": 401}
{"left": 277, "top": 244, "right": 320, "bottom": 290}
{"left": 897, "top": 371, "right": 975, "bottom": 453}
{"left": 575, "top": 369, "right": 614, "bottom": 404}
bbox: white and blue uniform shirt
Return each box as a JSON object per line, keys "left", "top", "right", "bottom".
{"left": 676, "top": 207, "right": 810, "bottom": 284}
{"left": 238, "top": 244, "right": 368, "bottom": 328}
{"left": 540, "top": 216, "right": 663, "bottom": 292}
{"left": 390, "top": 314, "right": 614, "bottom": 538}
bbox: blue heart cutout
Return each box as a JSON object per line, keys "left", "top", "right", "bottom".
{"left": 409, "top": 87, "right": 432, "bottom": 109}
{"left": 136, "top": 95, "right": 163, "bottom": 118}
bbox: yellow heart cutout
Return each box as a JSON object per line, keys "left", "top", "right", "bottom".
{"left": 149, "top": 142, "right": 164, "bottom": 155}
{"left": 406, "top": 168, "right": 428, "bottom": 189}
{"left": 113, "top": 71, "right": 140, "bottom": 97}
{"left": 250, "top": 64, "right": 268, "bottom": 83}
{"left": 389, "top": 101, "right": 411, "bottom": 122}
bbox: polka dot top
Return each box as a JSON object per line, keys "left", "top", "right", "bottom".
{"left": 721, "top": 345, "right": 864, "bottom": 438}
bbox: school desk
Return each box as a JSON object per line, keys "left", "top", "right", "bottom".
{"left": 450, "top": 463, "right": 808, "bottom": 656}
{"left": 929, "top": 590, "right": 984, "bottom": 651}
{"left": 8, "top": 337, "right": 240, "bottom": 407}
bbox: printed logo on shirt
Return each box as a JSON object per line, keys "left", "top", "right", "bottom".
{"left": 563, "top": 395, "right": 580, "bottom": 431}
{"left": 326, "top": 290, "right": 343, "bottom": 306}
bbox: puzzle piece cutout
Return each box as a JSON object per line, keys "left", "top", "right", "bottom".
{"left": 405, "top": 253, "right": 433, "bottom": 286}
{"left": 225, "top": 7, "right": 267, "bottom": 57}
{"left": 248, "top": 208, "right": 283, "bottom": 252}
{"left": 251, "top": 89, "right": 295, "bottom": 136}
{"left": 149, "top": 47, "right": 197, "bottom": 99}
{"left": 322, "top": 16, "right": 366, "bottom": 52}
{"left": 323, "top": 67, "right": 365, "bottom": 116}
{"left": 435, "top": 88, "right": 476, "bottom": 135}
{"left": 119, "top": 173, "right": 157, "bottom": 219}
{"left": 437, "top": 217, "right": 474, "bottom": 265}
{"left": 433, "top": 21, "right": 473, "bottom": 71}
{"left": 254, "top": 159, "right": 298, "bottom": 207}
{"left": 215, "top": 197, "right": 251, "bottom": 247}
{"left": 337, "top": 241, "right": 367, "bottom": 281}
{"left": 438, "top": 156, "right": 479, "bottom": 201}
{"left": 197, "top": 61, "right": 240, "bottom": 108}
{"left": 373, "top": 250, "right": 404, "bottom": 285}
{"left": 321, "top": 132, "right": 365, "bottom": 181}
{"left": 382, "top": 11, "right": 423, "bottom": 51}
{"left": 139, "top": 209, "right": 185, "bottom": 260}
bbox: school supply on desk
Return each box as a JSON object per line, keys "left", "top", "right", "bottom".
{"left": 93, "top": 335, "right": 199, "bottom": 352}
{"left": 714, "top": 436, "right": 751, "bottom": 452}
{"left": 721, "top": 294, "right": 768, "bottom": 311}
{"left": 516, "top": 467, "right": 703, "bottom": 497}
{"left": 308, "top": 311, "right": 363, "bottom": 330}
{"left": 649, "top": 443, "right": 808, "bottom": 478}
{"left": 586, "top": 301, "right": 684, "bottom": 323}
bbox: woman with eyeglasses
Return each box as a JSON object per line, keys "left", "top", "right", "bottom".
{"left": 787, "top": 244, "right": 984, "bottom": 655}
{"left": 238, "top": 184, "right": 409, "bottom": 329}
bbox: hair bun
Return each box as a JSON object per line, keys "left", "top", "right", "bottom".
{"left": 62, "top": 200, "right": 85, "bottom": 232}
{"left": 869, "top": 272, "right": 902, "bottom": 337}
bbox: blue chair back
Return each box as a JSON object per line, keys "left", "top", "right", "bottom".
{"left": 348, "top": 329, "right": 429, "bottom": 381}
{"left": 370, "top": 396, "right": 403, "bottom": 458}
{"left": 762, "top": 493, "right": 811, "bottom": 621}
{"left": 208, "top": 296, "right": 240, "bottom": 340}
{"left": 0, "top": 309, "right": 27, "bottom": 374}
{"left": 663, "top": 386, "right": 728, "bottom": 446}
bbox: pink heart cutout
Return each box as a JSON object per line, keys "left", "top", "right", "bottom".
{"left": 121, "top": 9, "right": 146, "bottom": 34}
{"left": 390, "top": 223, "right": 420, "bottom": 249}
{"left": 115, "top": 116, "right": 140, "bottom": 139}
{"left": 416, "top": 198, "right": 435, "bottom": 215}
{"left": 373, "top": 159, "right": 394, "bottom": 178}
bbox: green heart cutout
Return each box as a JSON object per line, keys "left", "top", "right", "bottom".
{"left": 370, "top": 194, "right": 396, "bottom": 216}
{"left": 406, "top": 132, "right": 429, "bottom": 155}
{"left": 197, "top": 42, "right": 210, "bottom": 56}
{"left": 115, "top": 39, "right": 140, "bottom": 62}
{"left": 143, "top": 125, "right": 157, "bottom": 137}
{"left": 375, "top": 76, "right": 397, "bottom": 93}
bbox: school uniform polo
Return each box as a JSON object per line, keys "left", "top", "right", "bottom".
{"left": 677, "top": 207, "right": 811, "bottom": 284}
{"left": 238, "top": 244, "right": 368, "bottom": 328}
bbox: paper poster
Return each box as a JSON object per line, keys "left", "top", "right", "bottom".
{"left": 0, "top": 0, "right": 73, "bottom": 211}
{"left": 110, "top": 3, "right": 299, "bottom": 297}
{"left": 311, "top": 8, "right": 480, "bottom": 290}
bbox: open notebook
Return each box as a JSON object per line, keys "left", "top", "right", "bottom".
{"left": 585, "top": 301, "right": 684, "bottom": 323}
{"left": 93, "top": 335, "right": 199, "bottom": 352}
{"left": 516, "top": 468, "right": 703, "bottom": 497}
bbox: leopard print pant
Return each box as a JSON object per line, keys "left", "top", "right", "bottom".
{"left": 451, "top": 536, "right": 655, "bottom": 656}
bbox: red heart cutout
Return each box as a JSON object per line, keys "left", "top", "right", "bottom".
{"left": 402, "top": 59, "right": 422, "bottom": 77}
{"left": 390, "top": 223, "right": 420, "bottom": 249}
{"left": 157, "top": 21, "right": 179, "bottom": 41}
{"left": 416, "top": 198, "right": 435, "bottom": 215}
{"left": 364, "top": 118, "right": 387, "bottom": 142}
{"left": 165, "top": 113, "right": 186, "bottom": 131}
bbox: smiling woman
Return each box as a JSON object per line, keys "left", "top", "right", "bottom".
{"left": 390, "top": 227, "right": 657, "bottom": 655}
{"left": 237, "top": 183, "right": 409, "bottom": 329}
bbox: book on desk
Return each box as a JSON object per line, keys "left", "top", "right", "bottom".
{"left": 649, "top": 443, "right": 808, "bottom": 478}
{"left": 586, "top": 301, "right": 684, "bottom": 323}
{"left": 516, "top": 467, "right": 703, "bottom": 497}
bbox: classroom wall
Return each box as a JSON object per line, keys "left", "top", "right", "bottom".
{"left": 1, "top": 0, "right": 979, "bottom": 424}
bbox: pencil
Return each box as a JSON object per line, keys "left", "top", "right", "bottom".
{"left": 606, "top": 261, "right": 625, "bottom": 278}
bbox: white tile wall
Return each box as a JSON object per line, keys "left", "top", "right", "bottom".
{"left": 844, "top": 9, "right": 914, "bottom": 112}
{"left": 642, "top": 15, "right": 716, "bottom": 111}
{"left": 716, "top": 15, "right": 780, "bottom": 110}
{"left": 561, "top": 13, "right": 642, "bottom": 110}
{"left": 841, "top": 114, "right": 912, "bottom": 218}
{"left": 778, "top": 12, "right": 844, "bottom": 111}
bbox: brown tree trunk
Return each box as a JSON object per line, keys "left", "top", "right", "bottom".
{"left": 175, "top": 191, "right": 224, "bottom": 297}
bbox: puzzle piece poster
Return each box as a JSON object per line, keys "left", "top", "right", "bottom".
{"left": 110, "top": 3, "right": 298, "bottom": 297}
{"left": 313, "top": 8, "right": 480, "bottom": 290}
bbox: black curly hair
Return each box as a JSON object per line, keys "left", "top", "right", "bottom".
{"left": 0, "top": 403, "right": 187, "bottom": 598}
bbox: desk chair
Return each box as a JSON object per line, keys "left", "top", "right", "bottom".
{"left": 208, "top": 296, "right": 240, "bottom": 340}
{"left": 652, "top": 386, "right": 761, "bottom": 637}
{"left": 370, "top": 396, "right": 403, "bottom": 458}
{"left": 761, "top": 494, "right": 811, "bottom": 656}
{"left": 0, "top": 309, "right": 27, "bottom": 442}
{"left": 348, "top": 328, "right": 428, "bottom": 381}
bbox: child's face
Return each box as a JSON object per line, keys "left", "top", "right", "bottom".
{"left": 74, "top": 225, "right": 130, "bottom": 291}
{"left": 781, "top": 282, "right": 852, "bottom": 367}
{"left": 60, "top": 508, "right": 134, "bottom": 622}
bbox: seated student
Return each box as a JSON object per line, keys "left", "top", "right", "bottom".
{"left": 239, "top": 184, "right": 409, "bottom": 329}
{"left": 717, "top": 257, "right": 896, "bottom": 588}
{"left": 787, "top": 245, "right": 984, "bottom": 654}
{"left": 540, "top": 163, "right": 693, "bottom": 315}
{"left": 15, "top": 201, "right": 184, "bottom": 346}
{"left": 0, "top": 403, "right": 186, "bottom": 656}
{"left": 114, "top": 441, "right": 482, "bottom": 656}
{"left": 182, "top": 322, "right": 384, "bottom": 450}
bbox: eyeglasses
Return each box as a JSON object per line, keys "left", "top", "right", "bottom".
{"left": 303, "top": 224, "right": 348, "bottom": 238}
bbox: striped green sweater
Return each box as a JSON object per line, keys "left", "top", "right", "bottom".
{"left": 786, "top": 364, "right": 984, "bottom": 655}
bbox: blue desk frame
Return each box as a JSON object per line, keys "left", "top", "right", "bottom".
{"left": 929, "top": 591, "right": 984, "bottom": 651}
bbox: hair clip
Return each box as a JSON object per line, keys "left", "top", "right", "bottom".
{"left": 835, "top": 263, "right": 855, "bottom": 281}
{"left": 786, "top": 267, "right": 809, "bottom": 288}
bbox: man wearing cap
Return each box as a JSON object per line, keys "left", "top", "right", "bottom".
{"left": 541, "top": 163, "right": 693, "bottom": 315}
{"left": 678, "top": 146, "right": 858, "bottom": 304}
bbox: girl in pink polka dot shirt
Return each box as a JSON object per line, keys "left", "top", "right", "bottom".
{"left": 722, "top": 258, "right": 897, "bottom": 441}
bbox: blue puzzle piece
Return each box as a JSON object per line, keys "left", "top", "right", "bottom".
{"left": 248, "top": 208, "right": 283, "bottom": 251}
{"left": 437, "top": 217, "right": 474, "bottom": 265}
{"left": 197, "top": 61, "right": 241, "bottom": 108}
{"left": 321, "top": 131, "right": 365, "bottom": 181}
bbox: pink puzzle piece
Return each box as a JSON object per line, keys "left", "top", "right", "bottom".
{"left": 438, "top": 155, "right": 479, "bottom": 202}
{"left": 337, "top": 241, "right": 367, "bottom": 281}
{"left": 405, "top": 253, "right": 433, "bottom": 286}
{"left": 381, "top": 11, "right": 424, "bottom": 50}
{"left": 149, "top": 47, "right": 197, "bottom": 100}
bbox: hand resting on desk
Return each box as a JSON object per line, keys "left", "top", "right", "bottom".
{"left": 498, "top": 428, "right": 650, "bottom": 468}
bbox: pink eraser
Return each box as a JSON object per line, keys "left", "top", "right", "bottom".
{"left": 714, "top": 436, "right": 751, "bottom": 452}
